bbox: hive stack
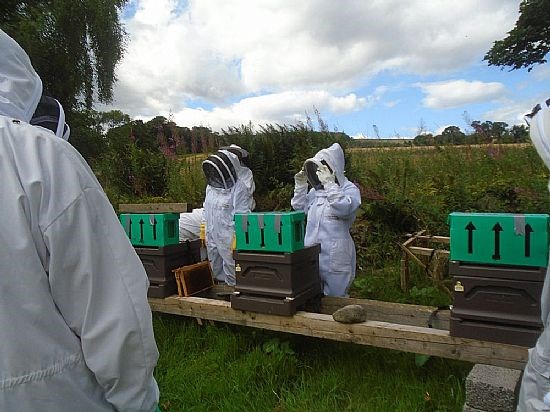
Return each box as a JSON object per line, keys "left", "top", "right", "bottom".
{"left": 448, "top": 212, "right": 549, "bottom": 346}
{"left": 231, "top": 211, "right": 322, "bottom": 316}
{"left": 120, "top": 212, "right": 201, "bottom": 298}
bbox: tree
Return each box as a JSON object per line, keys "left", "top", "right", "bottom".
{"left": 0, "top": 0, "right": 128, "bottom": 110}
{"left": 441, "top": 126, "right": 466, "bottom": 145}
{"left": 484, "top": 0, "right": 550, "bottom": 71}
{"left": 413, "top": 133, "right": 433, "bottom": 146}
{"left": 508, "top": 124, "right": 529, "bottom": 142}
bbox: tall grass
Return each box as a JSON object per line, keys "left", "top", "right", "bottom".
{"left": 351, "top": 145, "right": 550, "bottom": 235}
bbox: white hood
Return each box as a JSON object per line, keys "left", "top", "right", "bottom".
{"left": 220, "top": 148, "right": 254, "bottom": 189}
{"left": 527, "top": 100, "right": 550, "bottom": 171}
{"left": 311, "top": 142, "right": 348, "bottom": 186}
{"left": 0, "top": 29, "right": 42, "bottom": 122}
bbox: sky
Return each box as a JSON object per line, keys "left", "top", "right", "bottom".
{"left": 103, "top": 0, "right": 550, "bottom": 139}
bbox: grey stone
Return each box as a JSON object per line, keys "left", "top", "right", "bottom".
{"left": 465, "top": 364, "right": 522, "bottom": 412}
{"left": 332, "top": 304, "right": 367, "bottom": 324}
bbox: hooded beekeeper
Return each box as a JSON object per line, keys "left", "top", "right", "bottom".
{"left": 517, "top": 98, "right": 550, "bottom": 412}
{"left": 0, "top": 29, "right": 159, "bottom": 411}
{"left": 291, "top": 142, "right": 361, "bottom": 297}
{"left": 202, "top": 145, "right": 255, "bottom": 285}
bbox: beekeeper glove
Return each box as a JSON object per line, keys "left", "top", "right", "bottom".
{"left": 231, "top": 231, "right": 236, "bottom": 251}
{"left": 294, "top": 169, "right": 308, "bottom": 188}
{"left": 316, "top": 164, "right": 336, "bottom": 190}
{"left": 200, "top": 221, "right": 206, "bottom": 247}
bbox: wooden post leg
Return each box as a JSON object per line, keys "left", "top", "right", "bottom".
{"left": 196, "top": 317, "right": 203, "bottom": 326}
{"left": 400, "top": 253, "right": 410, "bottom": 292}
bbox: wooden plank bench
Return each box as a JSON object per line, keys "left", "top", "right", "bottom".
{"left": 119, "top": 202, "right": 190, "bottom": 213}
{"left": 148, "top": 288, "right": 528, "bottom": 370}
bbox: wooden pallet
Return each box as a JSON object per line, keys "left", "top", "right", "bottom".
{"left": 149, "top": 286, "right": 528, "bottom": 370}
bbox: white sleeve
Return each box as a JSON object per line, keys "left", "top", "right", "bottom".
{"left": 44, "top": 187, "right": 159, "bottom": 412}
{"left": 291, "top": 185, "right": 309, "bottom": 212}
{"left": 325, "top": 181, "right": 362, "bottom": 217}
{"left": 233, "top": 181, "right": 254, "bottom": 214}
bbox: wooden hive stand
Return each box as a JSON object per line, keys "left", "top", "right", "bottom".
{"left": 400, "top": 230, "right": 450, "bottom": 295}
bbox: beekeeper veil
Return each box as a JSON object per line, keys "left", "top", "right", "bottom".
{"left": 202, "top": 150, "right": 238, "bottom": 189}
{"left": 30, "top": 95, "right": 71, "bottom": 140}
{"left": 220, "top": 144, "right": 250, "bottom": 167}
{"left": 303, "top": 142, "right": 348, "bottom": 190}
{"left": 0, "top": 29, "right": 42, "bottom": 122}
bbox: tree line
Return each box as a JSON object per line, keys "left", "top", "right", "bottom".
{"left": 412, "top": 121, "right": 529, "bottom": 146}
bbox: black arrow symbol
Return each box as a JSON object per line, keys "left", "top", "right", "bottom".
{"left": 139, "top": 219, "right": 145, "bottom": 243}
{"left": 492, "top": 223, "right": 503, "bottom": 260}
{"left": 128, "top": 219, "right": 132, "bottom": 239}
{"left": 465, "top": 222, "right": 476, "bottom": 254}
{"left": 525, "top": 224, "right": 533, "bottom": 257}
{"left": 152, "top": 217, "right": 157, "bottom": 240}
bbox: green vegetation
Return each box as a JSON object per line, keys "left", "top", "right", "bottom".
{"left": 154, "top": 314, "right": 470, "bottom": 412}
{"left": 485, "top": 0, "right": 550, "bottom": 71}
{"left": 349, "top": 144, "right": 549, "bottom": 304}
{"left": 149, "top": 142, "right": 549, "bottom": 411}
{"left": 1, "top": 0, "right": 128, "bottom": 110}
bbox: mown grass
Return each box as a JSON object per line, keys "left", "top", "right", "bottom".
{"left": 153, "top": 314, "right": 470, "bottom": 412}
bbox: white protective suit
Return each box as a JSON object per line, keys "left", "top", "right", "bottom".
{"left": 179, "top": 208, "right": 204, "bottom": 241}
{"left": 291, "top": 143, "right": 361, "bottom": 296}
{"left": 202, "top": 148, "right": 255, "bottom": 285}
{"left": 518, "top": 99, "right": 550, "bottom": 412}
{"left": 0, "top": 30, "right": 159, "bottom": 412}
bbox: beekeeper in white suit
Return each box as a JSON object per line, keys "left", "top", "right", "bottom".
{"left": 202, "top": 146, "right": 255, "bottom": 285}
{"left": 518, "top": 98, "right": 550, "bottom": 412}
{"left": 291, "top": 142, "right": 361, "bottom": 297}
{"left": 0, "top": 30, "right": 159, "bottom": 411}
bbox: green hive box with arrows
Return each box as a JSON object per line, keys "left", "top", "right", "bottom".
{"left": 449, "top": 212, "right": 550, "bottom": 267}
{"left": 120, "top": 213, "right": 179, "bottom": 247}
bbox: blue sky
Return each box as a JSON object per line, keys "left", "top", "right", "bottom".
{"left": 105, "top": 0, "right": 550, "bottom": 139}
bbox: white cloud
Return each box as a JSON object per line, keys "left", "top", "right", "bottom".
{"left": 108, "top": 0, "right": 520, "bottom": 127}
{"left": 168, "top": 90, "right": 366, "bottom": 131}
{"left": 416, "top": 80, "right": 507, "bottom": 109}
{"left": 483, "top": 94, "right": 550, "bottom": 126}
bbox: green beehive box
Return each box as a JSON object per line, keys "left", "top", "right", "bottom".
{"left": 120, "top": 213, "right": 179, "bottom": 247}
{"left": 234, "top": 211, "right": 305, "bottom": 253}
{"left": 449, "top": 212, "right": 550, "bottom": 267}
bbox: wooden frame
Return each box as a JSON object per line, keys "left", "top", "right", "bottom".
{"left": 173, "top": 261, "right": 214, "bottom": 297}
